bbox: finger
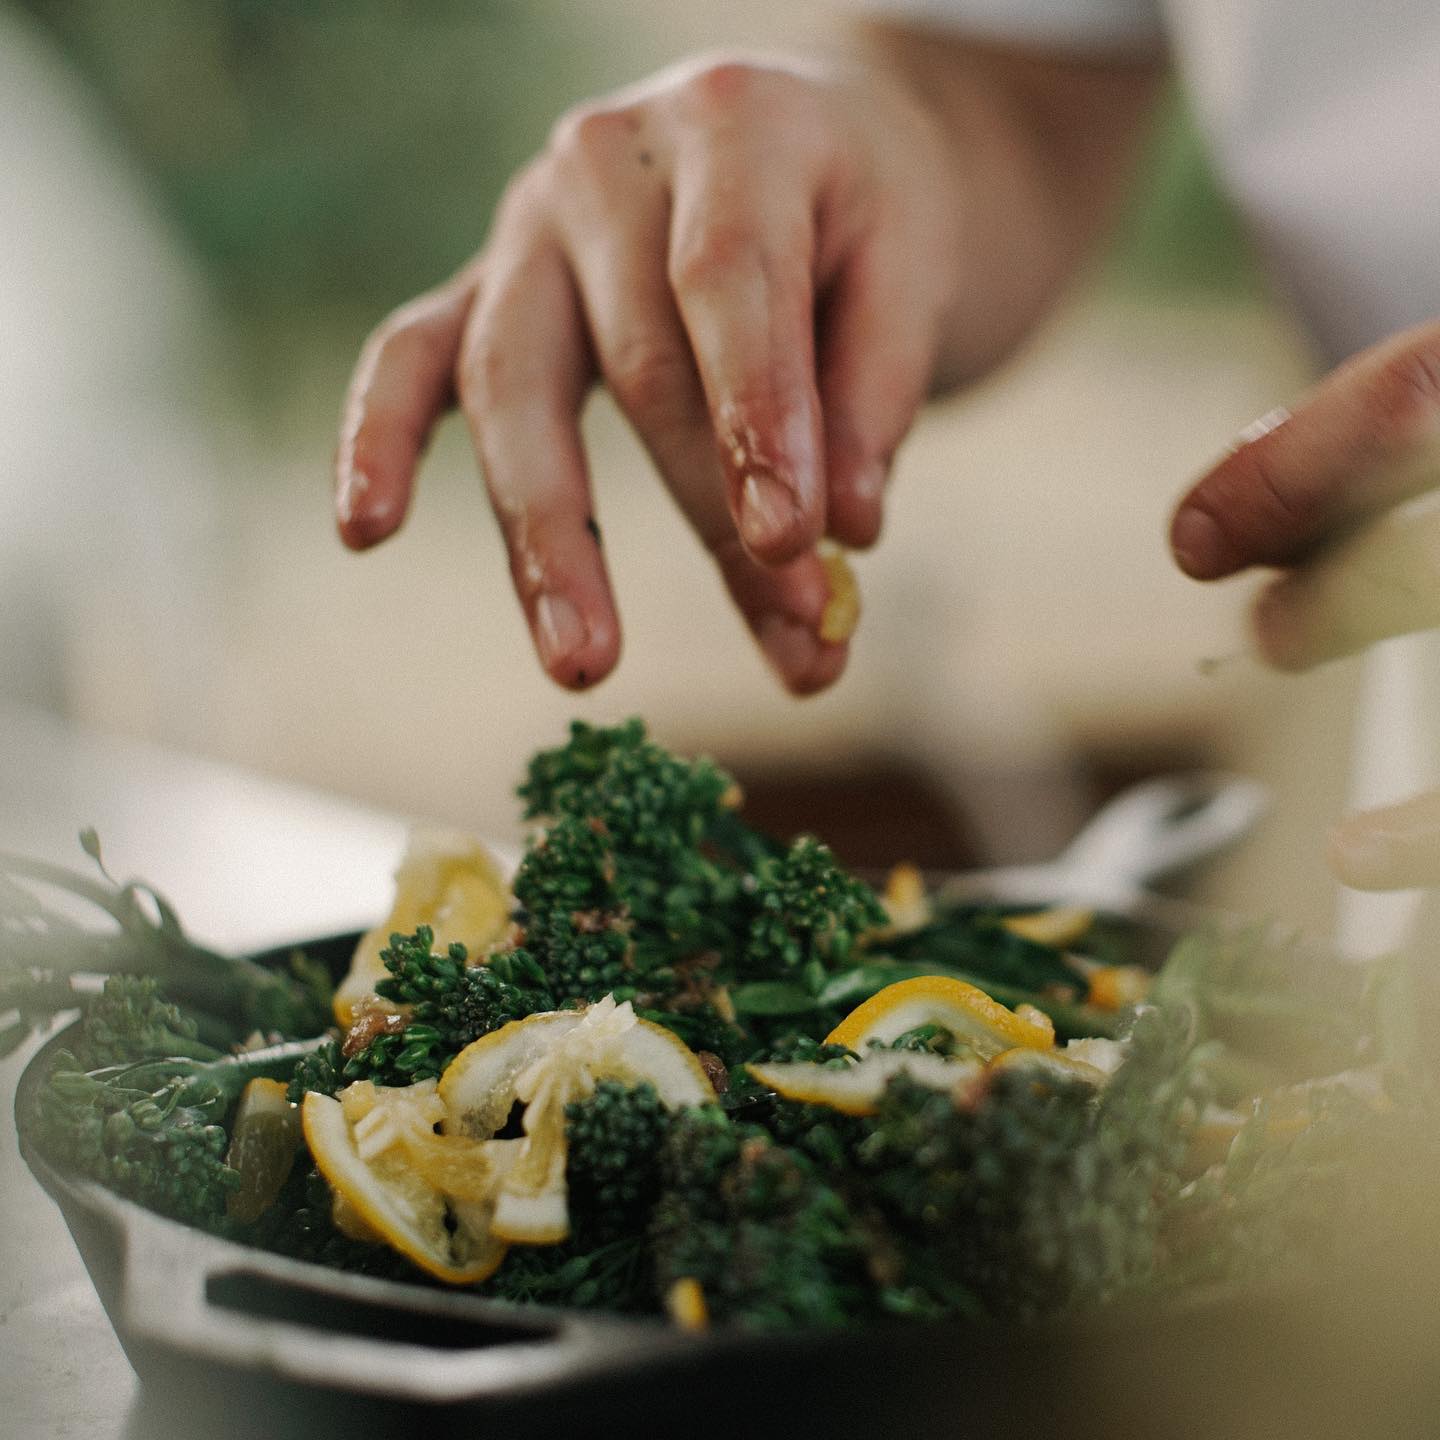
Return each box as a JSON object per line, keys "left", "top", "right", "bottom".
{"left": 667, "top": 131, "right": 827, "bottom": 565}
{"left": 719, "top": 539, "right": 851, "bottom": 695}
{"left": 549, "top": 130, "right": 848, "bottom": 695}
{"left": 1171, "top": 321, "right": 1440, "bottom": 579}
{"left": 455, "top": 239, "right": 620, "bottom": 690}
{"left": 336, "top": 279, "right": 475, "bottom": 549}
{"left": 1329, "top": 790, "right": 1440, "bottom": 891}
{"left": 1250, "top": 499, "right": 1440, "bottom": 670}
{"left": 816, "top": 221, "right": 936, "bottom": 548}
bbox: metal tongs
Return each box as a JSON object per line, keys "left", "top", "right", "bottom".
{"left": 939, "top": 773, "right": 1270, "bottom": 915}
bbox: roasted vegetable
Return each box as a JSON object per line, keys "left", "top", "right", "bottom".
{"left": 17, "top": 719, "right": 1430, "bottom": 1335}
{"left": 1, "top": 834, "right": 332, "bottom": 1055}
{"left": 36, "top": 1038, "right": 319, "bottom": 1227}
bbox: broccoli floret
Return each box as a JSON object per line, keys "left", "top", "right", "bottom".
{"left": 519, "top": 719, "right": 734, "bottom": 847}
{"left": 508, "top": 730, "right": 888, "bottom": 1046}
{"left": 72, "top": 975, "right": 223, "bottom": 1069}
{"left": 285, "top": 1037, "right": 345, "bottom": 1103}
{"left": 564, "top": 1081, "right": 674, "bottom": 1245}
{"left": 510, "top": 721, "right": 756, "bottom": 994}
{"left": 34, "top": 1037, "right": 321, "bottom": 1228}
{"left": 485, "top": 1235, "right": 653, "bottom": 1313}
{"left": 338, "top": 927, "right": 555, "bottom": 1086}
{"left": 650, "top": 1107, "right": 874, "bottom": 1330}
{"left": 741, "top": 838, "right": 885, "bottom": 982}
{"left": 858, "top": 1005, "right": 1197, "bottom": 1320}
{"left": 504, "top": 906, "right": 632, "bottom": 1008}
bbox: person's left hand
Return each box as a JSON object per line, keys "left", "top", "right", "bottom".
{"left": 1169, "top": 318, "right": 1440, "bottom": 890}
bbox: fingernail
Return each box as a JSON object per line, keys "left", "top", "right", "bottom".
{"left": 1250, "top": 579, "right": 1309, "bottom": 671}
{"left": 535, "top": 593, "right": 587, "bottom": 669}
{"left": 850, "top": 461, "right": 887, "bottom": 506}
{"left": 740, "top": 472, "right": 799, "bottom": 554}
{"left": 756, "top": 614, "right": 822, "bottom": 684}
{"left": 1171, "top": 507, "right": 1227, "bottom": 577}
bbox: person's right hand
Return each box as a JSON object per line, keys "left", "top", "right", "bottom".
{"left": 334, "top": 54, "right": 965, "bottom": 694}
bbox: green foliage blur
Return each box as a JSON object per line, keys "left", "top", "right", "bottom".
{"left": 19, "top": 1, "right": 1253, "bottom": 333}
{"left": 1105, "top": 84, "right": 1259, "bottom": 297}
{"left": 18, "top": 0, "right": 609, "bottom": 318}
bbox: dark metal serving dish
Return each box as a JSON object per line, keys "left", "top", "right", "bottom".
{"left": 15, "top": 779, "right": 1438, "bottom": 1440}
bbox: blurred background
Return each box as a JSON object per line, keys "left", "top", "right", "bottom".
{"left": 0, "top": 0, "right": 1363, "bottom": 933}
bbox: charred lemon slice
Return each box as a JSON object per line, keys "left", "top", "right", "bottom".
{"left": 335, "top": 829, "right": 512, "bottom": 1027}
{"left": 439, "top": 996, "right": 714, "bottom": 1245}
{"left": 746, "top": 1051, "right": 983, "bottom": 1117}
{"left": 986, "top": 1047, "right": 1111, "bottom": 1086}
{"left": 225, "top": 1077, "right": 302, "bottom": 1224}
{"left": 302, "top": 1080, "right": 509, "bottom": 1284}
{"left": 825, "top": 975, "right": 1055, "bottom": 1058}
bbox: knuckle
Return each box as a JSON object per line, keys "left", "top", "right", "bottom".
{"left": 1363, "top": 343, "right": 1440, "bottom": 442}
{"left": 668, "top": 219, "right": 758, "bottom": 294}
{"left": 605, "top": 334, "right": 688, "bottom": 419}
{"left": 684, "top": 59, "right": 761, "bottom": 111}
{"left": 548, "top": 101, "right": 637, "bottom": 166}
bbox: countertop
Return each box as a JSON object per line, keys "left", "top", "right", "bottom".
{"left": 0, "top": 701, "right": 410, "bottom": 1440}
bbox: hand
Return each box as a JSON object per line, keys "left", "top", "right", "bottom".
{"left": 1170, "top": 319, "right": 1440, "bottom": 889}
{"left": 334, "top": 54, "right": 965, "bottom": 694}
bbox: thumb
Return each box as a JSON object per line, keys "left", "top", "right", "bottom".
{"left": 1329, "top": 791, "right": 1440, "bottom": 890}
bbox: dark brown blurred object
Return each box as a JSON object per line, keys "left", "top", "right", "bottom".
{"left": 731, "top": 738, "right": 1213, "bottom": 874}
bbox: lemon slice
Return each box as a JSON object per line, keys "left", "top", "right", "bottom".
{"left": 746, "top": 1051, "right": 982, "bottom": 1116}
{"left": 819, "top": 546, "right": 861, "bottom": 643}
{"left": 825, "top": 975, "right": 1055, "bottom": 1059}
{"left": 1001, "top": 905, "right": 1095, "bottom": 948}
{"left": 225, "top": 1077, "right": 302, "bottom": 1224}
{"left": 986, "top": 1047, "right": 1110, "bottom": 1086}
{"left": 439, "top": 996, "right": 714, "bottom": 1244}
{"left": 1085, "top": 964, "right": 1151, "bottom": 1012}
{"left": 302, "top": 1082, "right": 509, "bottom": 1284}
{"left": 880, "top": 863, "right": 931, "bottom": 934}
{"left": 336, "top": 829, "right": 512, "bottom": 1027}
{"left": 665, "top": 1277, "right": 710, "bottom": 1332}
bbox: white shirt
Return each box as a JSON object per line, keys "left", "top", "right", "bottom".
{"left": 865, "top": 0, "right": 1440, "bottom": 364}
{"left": 869, "top": 0, "right": 1440, "bottom": 954}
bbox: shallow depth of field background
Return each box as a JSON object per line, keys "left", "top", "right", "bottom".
{"left": 0, "top": 0, "right": 1362, "bottom": 931}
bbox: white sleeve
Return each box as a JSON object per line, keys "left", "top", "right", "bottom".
{"left": 854, "top": 0, "right": 1165, "bottom": 52}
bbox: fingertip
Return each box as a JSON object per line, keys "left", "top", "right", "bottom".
{"left": 1170, "top": 505, "right": 1232, "bottom": 580}
{"left": 335, "top": 468, "right": 407, "bottom": 550}
{"left": 827, "top": 459, "right": 887, "bottom": 550}
{"left": 1249, "top": 577, "right": 1312, "bottom": 672}
{"left": 1327, "top": 792, "right": 1440, "bottom": 891}
{"left": 786, "top": 638, "right": 849, "bottom": 697}
{"left": 533, "top": 593, "right": 621, "bottom": 691}
{"left": 756, "top": 614, "right": 848, "bottom": 696}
